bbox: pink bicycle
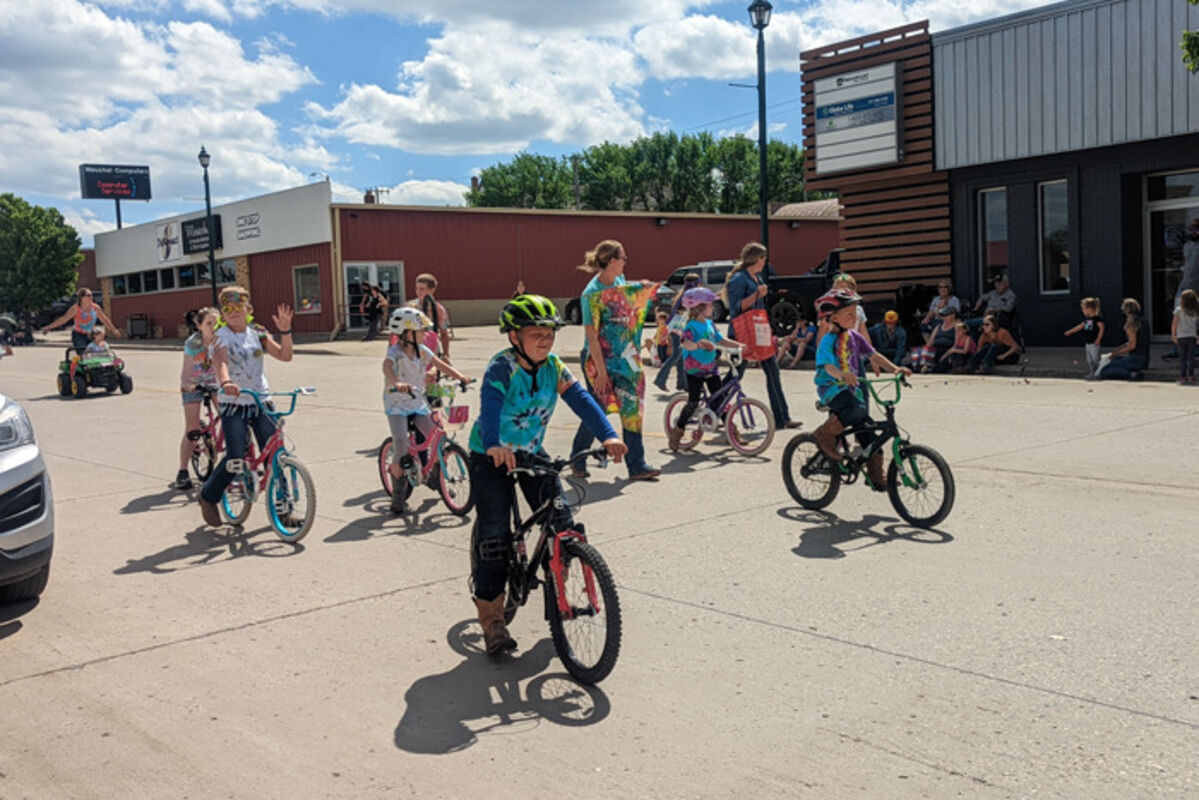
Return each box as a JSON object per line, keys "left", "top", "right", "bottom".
{"left": 377, "top": 377, "right": 473, "bottom": 516}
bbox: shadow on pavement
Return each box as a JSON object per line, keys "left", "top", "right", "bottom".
{"left": 0, "top": 598, "right": 39, "bottom": 640}
{"left": 121, "top": 486, "right": 191, "bottom": 515}
{"left": 113, "top": 525, "right": 304, "bottom": 575}
{"left": 324, "top": 497, "right": 471, "bottom": 543}
{"left": 778, "top": 507, "right": 953, "bottom": 559}
{"left": 394, "top": 621, "right": 610, "bottom": 754}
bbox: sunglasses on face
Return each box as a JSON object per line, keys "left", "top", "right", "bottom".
{"left": 222, "top": 302, "right": 248, "bottom": 315}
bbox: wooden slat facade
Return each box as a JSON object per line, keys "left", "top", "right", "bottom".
{"left": 802, "top": 21, "right": 951, "bottom": 301}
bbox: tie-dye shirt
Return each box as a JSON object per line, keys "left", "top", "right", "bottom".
{"left": 183, "top": 331, "right": 216, "bottom": 388}
{"left": 682, "top": 319, "right": 724, "bottom": 377}
{"left": 814, "top": 329, "right": 874, "bottom": 405}
{"left": 469, "top": 350, "right": 574, "bottom": 455}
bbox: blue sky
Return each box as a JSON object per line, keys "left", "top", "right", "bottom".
{"left": 0, "top": 0, "right": 1041, "bottom": 245}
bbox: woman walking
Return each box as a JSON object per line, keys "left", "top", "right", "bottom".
{"left": 569, "top": 239, "right": 661, "bottom": 481}
{"left": 42, "top": 288, "right": 121, "bottom": 352}
{"left": 362, "top": 284, "right": 388, "bottom": 341}
{"left": 723, "top": 242, "right": 800, "bottom": 430}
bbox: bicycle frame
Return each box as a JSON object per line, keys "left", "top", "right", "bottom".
{"left": 228, "top": 389, "right": 310, "bottom": 492}
{"left": 835, "top": 376, "right": 923, "bottom": 490}
{"left": 390, "top": 378, "right": 469, "bottom": 486}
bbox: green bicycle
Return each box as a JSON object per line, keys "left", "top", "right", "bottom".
{"left": 781, "top": 375, "right": 955, "bottom": 528}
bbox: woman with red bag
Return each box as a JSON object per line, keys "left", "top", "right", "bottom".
{"left": 722, "top": 242, "right": 801, "bottom": 430}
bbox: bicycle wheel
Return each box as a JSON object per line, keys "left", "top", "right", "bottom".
{"left": 887, "top": 443, "right": 955, "bottom": 529}
{"left": 190, "top": 432, "right": 216, "bottom": 483}
{"left": 438, "top": 442, "right": 474, "bottom": 516}
{"left": 724, "top": 397, "right": 775, "bottom": 456}
{"left": 662, "top": 392, "right": 702, "bottom": 451}
{"left": 220, "top": 469, "right": 255, "bottom": 526}
{"left": 268, "top": 453, "right": 317, "bottom": 542}
{"left": 377, "top": 437, "right": 394, "bottom": 495}
{"left": 545, "top": 539, "right": 621, "bottom": 685}
{"left": 781, "top": 433, "right": 841, "bottom": 510}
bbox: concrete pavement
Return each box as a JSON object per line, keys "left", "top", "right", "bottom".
{"left": 0, "top": 331, "right": 1195, "bottom": 799}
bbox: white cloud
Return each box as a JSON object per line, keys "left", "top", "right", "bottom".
{"left": 386, "top": 179, "right": 469, "bottom": 206}
{"left": 60, "top": 206, "right": 113, "bottom": 241}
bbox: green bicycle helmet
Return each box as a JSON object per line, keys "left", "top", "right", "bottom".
{"left": 499, "top": 294, "right": 565, "bottom": 333}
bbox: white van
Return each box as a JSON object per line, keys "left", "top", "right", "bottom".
{"left": 0, "top": 394, "right": 53, "bottom": 603}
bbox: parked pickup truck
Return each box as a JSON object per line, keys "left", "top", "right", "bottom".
{"left": 762, "top": 249, "right": 843, "bottom": 336}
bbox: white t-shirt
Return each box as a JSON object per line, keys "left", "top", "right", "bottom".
{"left": 1175, "top": 308, "right": 1199, "bottom": 339}
{"left": 383, "top": 343, "right": 435, "bottom": 416}
{"left": 215, "top": 325, "right": 269, "bottom": 406}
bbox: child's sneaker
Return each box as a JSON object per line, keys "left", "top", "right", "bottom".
{"left": 172, "top": 470, "right": 193, "bottom": 491}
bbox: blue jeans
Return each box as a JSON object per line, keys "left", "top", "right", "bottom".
{"left": 968, "top": 343, "right": 1012, "bottom": 371}
{"left": 1099, "top": 354, "right": 1148, "bottom": 380}
{"left": 736, "top": 355, "right": 792, "bottom": 426}
{"left": 828, "top": 389, "right": 876, "bottom": 450}
{"left": 200, "top": 404, "right": 276, "bottom": 504}
{"left": 653, "top": 333, "right": 686, "bottom": 390}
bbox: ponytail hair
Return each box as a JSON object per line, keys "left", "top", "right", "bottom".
{"left": 720, "top": 242, "right": 768, "bottom": 304}
{"left": 577, "top": 239, "right": 623, "bottom": 274}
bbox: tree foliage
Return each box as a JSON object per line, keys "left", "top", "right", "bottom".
{"left": 465, "top": 132, "right": 818, "bottom": 214}
{"left": 1184, "top": 0, "right": 1199, "bottom": 73}
{"left": 0, "top": 194, "right": 81, "bottom": 313}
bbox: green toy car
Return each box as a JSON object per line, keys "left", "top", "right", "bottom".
{"left": 56, "top": 347, "right": 133, "bottom": 398}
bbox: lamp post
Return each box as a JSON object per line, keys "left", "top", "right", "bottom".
{"left": 198, "top": 146, "right": 219, "bottom": 309}
{"left": 748, "top": 0, "right": 772, "bottom": 251}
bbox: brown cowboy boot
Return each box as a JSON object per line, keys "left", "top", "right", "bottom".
{"left": 473, "top": 595, "right": 517, "bottom": 654}
{"left": 667, "top": 425, "right": 684, "bottom": 452}
{"left": 812, "top": 415, "right": 844, "bottom": 462}
{"left": 866, "top": 450, "right": 888, "bottom": 491}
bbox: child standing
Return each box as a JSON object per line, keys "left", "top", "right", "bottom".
{"left": 642, "top": 309, "right": 672, "bottom": 366}
{"left": 811, "top": 289, "right": 911, "bottom": 490}
{"left": 1064, "top": 297, "right": 1105, "bottom": 380}
{"left": 667, "top": 288, "right": 744, "bottom": 451}
{"left": 469, "top": 295, "right": 626, "bottom": 655}
{"left": 197, "top": 287, "right": 294, "bottom": 527}
{"left": 1172, "top": 289, "right": 1199, "bottom": 384}
{"left": 382, "top": 307, "right": 472, "bottom": 514}
{"left": 174, "top": 307, "right": 219, "bottom": 491}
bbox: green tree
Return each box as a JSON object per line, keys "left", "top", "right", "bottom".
{"left": 709, "top": 135, "right": 759, "bottom": 214}
{"left": 765, "top": 140, "right": 808, "bottom": 206}
{"left": 1183, "top": 0, "right": 1199, "bottom": 73}
{"left": 0, "top": 194, "right": 81, "bottom": 314}
{"left": 578, "top": 142, "right": 634, "bottom": 211}
{"left": 665, "top": 132, "right": 718, "bottom": 213}
{"left": 466, "top": 152, "right": 573, "bottom": 208}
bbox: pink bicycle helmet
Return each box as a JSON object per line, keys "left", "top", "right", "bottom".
{"left": 680, "top": 287, "right": 718, "bottom": 308}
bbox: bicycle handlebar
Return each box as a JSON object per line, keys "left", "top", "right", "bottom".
{"left": 237, "top": 387, "right": 315, "bottom": 417}
{"left": 509, "top": 447, "right": 610, "bottom": 478}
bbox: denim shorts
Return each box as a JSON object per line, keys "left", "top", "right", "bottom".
{"left": 181, "top": 389, "right": 205, "bottom": 405}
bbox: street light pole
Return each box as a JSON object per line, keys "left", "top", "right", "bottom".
{"left": 198, "top": 146, "right": 218, "bottom": 310}
{"left": 749, "top": 0, "right": 772, "bottom": 251}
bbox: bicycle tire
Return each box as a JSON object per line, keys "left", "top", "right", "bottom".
{"left": 545, "top": 539, "right": 621, "bottom": 685}
{"left": 781, "top": 433, "right": 841, "bottom": 510}
{"left": 662, "top": 392, "right": 702, "bottom": 451}
{"left": 438, "top": 442, "right": 474, "bottom": 516}
{"left": 190, "top": 432, "right": 216, "bottom": 483}
{"left": 377, "top": 437, "right": 394, "bottom": 495}
{"left": 724, "top": 397, "right": 775, "bottom": 456}
{"left": 886, "top": 443, "right": 955, "bottom": 529}
{"left": 268, "top": 453, "right": 317, "bottom": 542}
{"left": 220, "top": 469, "right": 255, "bottom": 526}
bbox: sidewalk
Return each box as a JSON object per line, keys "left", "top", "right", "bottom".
{"left": 28, "top": 328, "right": 1183, "bottom": 382}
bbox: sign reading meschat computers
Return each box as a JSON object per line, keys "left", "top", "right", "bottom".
{"left": 78, "top": 164, "right": 152, "bottom": 200}
{"left": 813, "top": 62, "right": 901, "bottom": 174}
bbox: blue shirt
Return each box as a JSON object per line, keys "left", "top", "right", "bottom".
{"left": 725, "top": 269, "right": 764, "bottom": 337}
{"left": 469, "top": 350, "right": 574, "bottom": 455}
{"left": 682, "top": 319, "right": 723, "bottom": 376}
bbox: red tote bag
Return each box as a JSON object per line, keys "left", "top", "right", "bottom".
{"left": 732, "top": 308, "right": 777, "bottom": 362}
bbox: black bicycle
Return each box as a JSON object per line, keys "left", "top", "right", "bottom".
{"left": 781, "top": 375, "right": 955, "bottom": 528}
{"left": 470, "top": 448, "right": 622, "bottom": 685}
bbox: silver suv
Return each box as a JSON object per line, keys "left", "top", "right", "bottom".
{"left": 0, "top": 394, "right": 53, "bottom": 603}
{"left": 654, "top": 260, "right": 735, "bottom": 320}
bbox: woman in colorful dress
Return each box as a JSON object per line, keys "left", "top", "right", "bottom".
{"left": 568, "top": 239, "right": 661, "bottom": 481}
{"left": 42, "top": 288, "right": 121, "bottom": 353}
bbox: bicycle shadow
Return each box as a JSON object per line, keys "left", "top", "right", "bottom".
{"left": 324, "top": 497, "right": 470, "bottom": 543}
{"left": 113, "top": 525, "right": 304, "bottom": 575}
{"left": 394, "top": 621, "right": 611, "bottom": 754}
{"left": 121, "top": 486, "right": 192, "bottom": 515}
{"left": 777, "top": 507, "right": 953, "bottom": 559}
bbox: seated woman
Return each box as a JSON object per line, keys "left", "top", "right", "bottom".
{"left": 967, "top": 315, "right": 1021, "bottom": 373}
{"left": 920, "top": 306, "right": 958, "bottom": 373}
{"left": 920, "top": 280, "right": 961, "bottom": 340}
{"left": 1098, "top": 298, "right": 1150, "bottom": 381}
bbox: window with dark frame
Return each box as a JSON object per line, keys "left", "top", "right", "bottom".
{"left": 293, "top": 264, "right": 322, "bottom": 314}
{"left": 1038, "top": 180, "right": 1070, "bottom": 294}
{"left": 179, "top": 264, "right": 196, "bottom": 287}
{"left": 112, "top": 275, "right": 126, "bottom": 296}
{"left": 142, "top": 269, "right": 158, "bottom": 293}
{"left": 977, "top": 188, "right": 1008, "bottom": 286}
{"left": 159, "top": 268, "right": 175, "bottom": 290}
{"left": 127, "top": 272, "right": 142, "bottom": 294}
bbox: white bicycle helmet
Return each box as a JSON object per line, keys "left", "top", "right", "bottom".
{"left": 388, "top": 306, "right": 433, "bottom": 334}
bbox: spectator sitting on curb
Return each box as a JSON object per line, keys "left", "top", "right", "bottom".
{"left": 868, "top": 310, "right": 908, "bottom": 366}
{"left": 967, "top": 315, "right": 1020, "bottom": 373}
{"left": 779, "top": 312, "right": 817, "bottom": 368}
{"left": 969, "top": 274, "right": 1017, "bottom": 334}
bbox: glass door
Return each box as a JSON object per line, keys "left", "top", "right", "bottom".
{"left": 1146, "top": 208, "right": 1199, "bottom": 336}
{"left": 376, "top": 264, "right": 404, "bottom": 315}
{"left": 344, "top": 262, "right": 404, "bottom": 330}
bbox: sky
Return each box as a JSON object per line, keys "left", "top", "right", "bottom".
{"left": 0, "top": 0, "right": 1045, "bottom": 246}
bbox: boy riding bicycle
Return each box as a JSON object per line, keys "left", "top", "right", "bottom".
{"left": 469, "top": 295, "right": 626, "bottom": 655}
{"left": 811, "top": 289, "right": 911, "bottom": 490}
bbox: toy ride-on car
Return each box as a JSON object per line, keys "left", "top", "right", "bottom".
{"left": 56, "top": 348, "right": 133, "bottom": 398}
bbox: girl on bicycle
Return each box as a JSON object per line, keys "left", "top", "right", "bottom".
{"left": 811, "top": 289, "right": 911, "bottom": 491}
{"left": 667, "top": 287, "right": 744, "bottom": 451}
{"left": 382, "top": 307, "right": 473, "bottom": 514}
{"left": 197, "top": 287, "right": 294, "bottom": 528}
{"left": 470, "top": 295, "right": 627, "bottom": 655}
{"left": 173, "top": 307, "right": 219, "bottom": 491}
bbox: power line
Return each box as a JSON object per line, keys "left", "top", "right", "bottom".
{"left": 682, "top": 97, "right": 803, "bottom": 133}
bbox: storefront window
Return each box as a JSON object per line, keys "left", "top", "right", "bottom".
{"left": 293, "top": 264, "right": 322, "bottom": 314}
{"left": 1038, "top": 181, "right": 1069, "bottom": 294}
{"left": 179, "top": 264, "right": 196, "bottom": 288}
{"left": 112, "top": 275, "right": 126, "bottom": 296}
{"left": 1147, "top": 170, "right": 1199, "bottom": 202}
{"left": 127, "top": 272, "right": 142, "bottom": 294}
{"left": 217, "top": 258, "right": 237, "bottom": 285}
{"left": 978, "top": 188, "right": 1008, "bottom": 285}
{"left": 159, "top": 268, "right": 175, "bottom": 290}
{"left": 142, "top": 269, "right": 158, "bottom": 293}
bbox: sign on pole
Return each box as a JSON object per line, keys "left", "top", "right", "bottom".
{"left": 813, "top": 63, "right": 902, "bottom": 174}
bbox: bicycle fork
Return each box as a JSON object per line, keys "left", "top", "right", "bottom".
{"left": 547, "top": 530, "right": 600, "bottom": 620}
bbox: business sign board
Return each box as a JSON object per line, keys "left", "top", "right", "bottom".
{"left": 79, "top": 164, "right": 152, "bottom": 200}
{"left": 182, "top": 215, "right": 223, "bottom": 254}
{"left": 813, "top": 62, "right": 901, "bottom": 174}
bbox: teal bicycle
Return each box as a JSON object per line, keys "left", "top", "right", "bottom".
{"left": 781, "top": 376, "right": 954, "bottom": 528}
{"left": 220, "top": 388, "right": 317, "bottom": 542}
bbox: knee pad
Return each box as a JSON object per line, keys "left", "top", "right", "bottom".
{"left": 476, "top": 537, "right": 509, "bottom": 562}
{"left": 225, "top": 458, "right": 245, "bottom": 474}
{"left": 186, "top": 429, "right": 203, "bottom": 442}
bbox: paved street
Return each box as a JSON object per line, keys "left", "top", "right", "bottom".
{"left": 0, "top": 328, "right": 1195, "bottom": 799}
